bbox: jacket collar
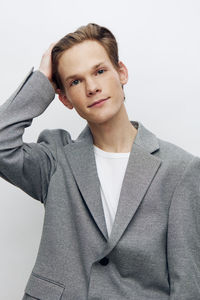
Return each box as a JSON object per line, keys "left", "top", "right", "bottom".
{"left": 76, "top": 120, "right": 160, "bottom": 154}
{"left": 64, "top": 121, "right": 162, "bottom": 246}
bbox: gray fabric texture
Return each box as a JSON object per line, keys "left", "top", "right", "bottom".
{"left": 0, "top": 69, "right": 200, "bottom": 299}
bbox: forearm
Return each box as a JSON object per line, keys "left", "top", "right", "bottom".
{"left": 0, "top": 68, "right": 56, "bottom": 201}
{"left": 0, "top": 68, "right": 55, "bottom": 151}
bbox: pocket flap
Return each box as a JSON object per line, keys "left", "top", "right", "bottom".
{"left": 24, "top": 273, "right": 65, "bottom": 300}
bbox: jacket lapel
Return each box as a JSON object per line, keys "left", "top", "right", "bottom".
{"left": 108, "top": 129, "right": 162, "bottom": 250}
{"left": 107, "top": 121, "right": 161, "bottom": 251}
{"left": 64, "top": 125, "right": 109, "bottom": 241}
{"left": 64, "top": 121, "right": 162, "bottom": 246}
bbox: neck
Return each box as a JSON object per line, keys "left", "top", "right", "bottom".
{"left": 87, "top": 104, "right": 138, "bottom": 153}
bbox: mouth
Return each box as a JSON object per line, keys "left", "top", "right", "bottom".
{"left": 88, "top": 97, "right": 110, "bottom": 108}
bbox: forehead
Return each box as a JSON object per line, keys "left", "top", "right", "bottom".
{"left": 58, "top": 40, "right": 112, "bottom": 77}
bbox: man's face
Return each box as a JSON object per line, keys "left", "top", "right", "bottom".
{"left": 57, "top": 40, "right": 128, "bottom": 125}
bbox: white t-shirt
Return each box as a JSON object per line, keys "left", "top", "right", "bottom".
{"left": 93, "top": 145, "right": 130, "bottom": 237}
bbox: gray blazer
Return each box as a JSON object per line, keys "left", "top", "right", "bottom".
{"left": 0, "top": 69, "right": 200, "bottom": 300}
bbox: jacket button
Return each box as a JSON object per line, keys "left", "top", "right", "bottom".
{"left": 99, "top": 257, "right": 109, "bottom": 266}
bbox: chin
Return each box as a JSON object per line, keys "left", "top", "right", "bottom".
{"left": 88, "top": 111, "right": 118, "bottom": 126}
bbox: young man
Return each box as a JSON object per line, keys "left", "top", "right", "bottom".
{"left": 0, "top": 23, "right": 200, "bottom": 299}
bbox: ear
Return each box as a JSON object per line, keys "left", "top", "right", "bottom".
{"left": 57, "top": 89, "right": 74, "bottom": 110}
{"left": 117, "top": 61, "right": 128, "bottom": 85}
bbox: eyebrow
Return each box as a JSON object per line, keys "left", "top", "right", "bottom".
{"left": 65, "top": 62, "right": 106, "bottom": 82}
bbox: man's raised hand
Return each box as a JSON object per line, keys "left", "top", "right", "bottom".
{"left": 39, "top": 42, "right": 57, "bottom": 92}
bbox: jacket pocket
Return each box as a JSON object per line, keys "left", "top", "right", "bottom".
{"left": 24, "top": 272, "right": 65, "bottom": 300}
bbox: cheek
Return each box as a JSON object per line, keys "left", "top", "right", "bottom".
{"left": 106, "top": 76, "right": 123, "bottom": 97}
{"left": 66, "top": 87, "right": 83, "bottom": 103}
{"left": 106, "top": 73, "right": 122, "bottom": 88}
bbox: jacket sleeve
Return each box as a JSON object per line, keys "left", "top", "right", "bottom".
{"left": 167, "top": 156, "right": 200, "bottom": 298}
{"left": 0, "top": 68, "right": 56, "bottom": 203}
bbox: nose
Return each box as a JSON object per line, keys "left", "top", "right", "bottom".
{"left": 86, "top": 78, "right": 101, "bottom": 96}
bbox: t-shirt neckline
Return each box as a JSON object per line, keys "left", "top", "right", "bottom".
{"left": 93, "top": 145, "right": 130, "bottom": 158}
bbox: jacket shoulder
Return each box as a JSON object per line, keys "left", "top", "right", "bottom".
{"left": 155, "top": 137, "right": 199, "bottom": 176}
{"left": 37, "top": 128, "right": 74, "bottom": 147}
{"left": 157, "top": 138, "right": 196, "bottom": 162}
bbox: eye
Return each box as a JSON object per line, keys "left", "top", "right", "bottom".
{"left": 71, "top": 79, "right": 80, "bottom": 86}
{"left": 96, "top": 69, "right": 105, "bottom": 75}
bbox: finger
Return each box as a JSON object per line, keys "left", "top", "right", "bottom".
{"left": 49, "top": 41, "right": 59, "bottom": 53}
{"left": 43, "top": 42, "right": 57, "bottom": 55}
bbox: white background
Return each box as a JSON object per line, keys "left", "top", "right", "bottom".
{"left": 0, "top": 0, "right": 200, "bottom": 298}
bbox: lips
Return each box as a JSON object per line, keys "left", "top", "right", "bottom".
{"left": 88, "top": 97, "right": 109, "bottom": 107}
